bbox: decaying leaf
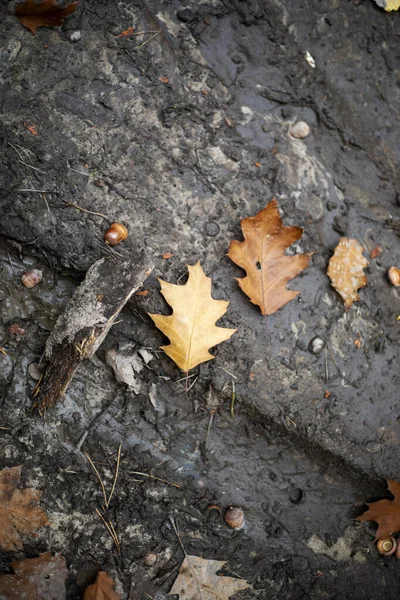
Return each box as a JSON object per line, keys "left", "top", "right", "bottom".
{"left": 327, "top": 238, "right": 369, "bottom": 309}
{"left": 0, "top": 552, "right": 67, "bottom": 600}
{"left": 84, "top": 571, "right": 121, "bottom": 600}
{"left": 228, "top": 199, "right": 312, "bottom": 315}
{"left": 149, "top": 262, "right": 236, "bottom": 372}
{"left": 356, "top": 480, "right": 400, "bottom": 540}
{"left": 0, "top": 465, "right": 49, "bottom": 551}
{"left": 169, "top": 555, "right": 249, "bottom": 600}
{"left": 16, "top": 0, "right": 79, "bottom": 35}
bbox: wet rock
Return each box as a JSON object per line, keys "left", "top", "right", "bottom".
{"left": 289, "top": 488, "right": 303, "bottom": 504}
{"left": 69, "top": 31, "right": 81, "bottom": 43}
{"left": 289, "top": 121, "right": 310, "bottom": 139}
{"left": 177, "top": 8, "right": 196, "bottom": 22}
{"left": 309, "top": 336, "right": 324, "bottom": 354}
{"left": 21, "top": 269, "right": 42, "bottom": 289}
{"left": 204, "top": 221, "right": 220, "bottom": 237}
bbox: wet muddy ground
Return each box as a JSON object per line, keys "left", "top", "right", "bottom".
{"left": 1, "top": 0, "right": 400, "bottom": 598}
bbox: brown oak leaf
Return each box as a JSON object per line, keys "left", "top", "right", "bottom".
{"left": 228, "top": 198, "right": 312, "bottom": 315}
{"left": 149, "top": 262, "right": 236, "bottom": 372}
{"left": 356, "top": 480, "right": 400, "bottom": 540}
{"left": 0, "top": 552, "right": 67, "bottom": 600}
{"left": 84, "top": 571, "right": 121, "bottom": 600}
{"left": 16, "top": 0, "right": 79, "bottom": 35}
{"left": 0, "top": 465, "right": 49, "bottom": 551}
{"left": 327, "top": 238, "right": 369, "bottom": 309}
{"left": 169, "top": 555, "right": 249, "bottom": 600}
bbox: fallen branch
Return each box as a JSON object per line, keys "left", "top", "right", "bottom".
{"left": 32, "top": 251, "right": 153, "bottom": 412}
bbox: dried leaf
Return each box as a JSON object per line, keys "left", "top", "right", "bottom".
{"left": 149, "top": 262, "right": 236, "bottom": 372}
{"left": 356, "top": 480, "right": 400, "bottom": 540}
{"left": 228, "top": 198, "right": 312, "bottom": 315}
{"left": 0, "top": 465, "right": 49, "bottom": 551}
{"left": 16, "top": 0, "right": 79, "bottom": 35}
{"left": 327, "top": 238, "right": 369, "bottom": 309}
{"left": 118, "top": 27, "right": 135, "bottom": 37}
{"left": 169, "top": 555, "right": 249, "bottom": 600}
{"left": 84, "top": 571, "right": 121, "bottom": 600}
{"left": 0, "top": 552, "right": 67, "bottom": 600}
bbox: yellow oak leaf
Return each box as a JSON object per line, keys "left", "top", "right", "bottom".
{"left": 228, "top": 198, "right": 312, "bottom": 315}
{"left": 149, "top": 262, "right": 236, "bottom": 371}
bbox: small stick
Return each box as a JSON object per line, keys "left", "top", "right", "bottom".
{"left": 169, "top": 514, "right": 187, "bottom": 555}
{"left": 41, "top": 192, "right": 50, "bottom": 213}
{"left": 205, "top": 409, "right": 216, "bottom": 449}
{"left": 8, "top": 143, "right": 46, "bottom": 173}
{"left": 128, "top": 471, "right": 180, "bottom": 489}
{"left": 67, "top": 202, "right": 107, "bottom": 219}
{"left": 107, "top": 518, "right": 121, "bottom": 552}
{"left": 217, "top": 366, "right": 238, "bottom": 380}
{"left": 95, "top": 508, "right": 120, "bottom": 552}
{"left": 137, "top": 30, "right": 160, "bottom": 49}
{"left": 85, "top": 453, "right": 108, "bottom": 510}
{"left": 107, "top": 444, "right": 121, "bottom": 507}
{"left": 324, "top": 346, "right": 329, "bottom": 384}
{"left": 230, "top": 380, "right": 236, "bottom": 418}
{"left": 18, "top": 189, "right": 58, "bottom": 193}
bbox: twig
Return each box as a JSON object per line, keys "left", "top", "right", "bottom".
{"left": 137, "top": 30, "right": 160, "bottom": 49}
{"left": 205, "top": 410, "right": 216, "bottom": 449}
{"left": 128, "top": 471, "right": 180, "bottom": 489}
{"left": 85, "top": 453, "right": 108, "bottom": 510}
{"left": 95, "top": 508, "right": 120, "bottom": 552}
{"left": 8, "top": 144, "right": 46, "bottom": 173}
{"left": 217, "top": 366, "right": 238, "bottom": 380}
{"left": 324, "top": 346, "right": 329, "bottom": 384}
{"left": 67, "top": 201, "right": 107, "bottom": 219}
{"left": 19, "top": 189, "right": 58, "bottom": 193}
{"left": 230, "top": 380, "right": 236, "bottom": 418}
{"left": 107, "top": 444, "right": 121, "bottom": 507}
{"left": 41, "top": 192, "right": 50, "bottom": 213}
{"left": 169, "top": 515, "right": 187, "bottom": 555}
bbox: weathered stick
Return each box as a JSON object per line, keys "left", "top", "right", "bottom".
{"left": 32, "top": 251, "right": 153, "bottom": 412}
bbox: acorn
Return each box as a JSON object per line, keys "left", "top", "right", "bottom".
{"left": 21, "top": 268, "right": 42, "bottom": 288}
{"left": 143, "top": 552, "right": 158, "bottom": 567}
{"left": 28, "top": 362, "right": 42, "bottom": 381}
{"left": 388, "top": 267, "right": 400, "bottom": 287}
{"left": 224, "top": 507, "right": 244, "bottom": 530}
{"left": 104, "top": 223, "right": 128, "bottom": 246}
{"left": 377, "top": 537, "right": 397, "bottom": 556}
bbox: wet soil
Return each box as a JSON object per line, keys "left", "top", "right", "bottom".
{"left": 1, "top": 0, "right": 400, "bottom": 598}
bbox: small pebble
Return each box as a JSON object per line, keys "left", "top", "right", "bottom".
{"left": 21, "top": 269, "right": 43, "bottom": 289}
{"left": 143, "top": 553, "right": 158, "bottom": 567}
{"left": 69, "top": 31, "right": 81, "bottom": 43}
{"left": 204, "top": 221, "right": 220, "bottom": 237}
{"left": 224, "top": 507, "right": 244, "bottom": 530}
{"left": 289, "top": 121, "right": 310, "bottom": 139}
{"left": 28, "top": 362, "right": 41, "bottom": 381}
{"left": 309, "top": 336, "right": 324, "bottom": 355}
{"left": 289, "top": 488, "right": 303, "bottom": 504}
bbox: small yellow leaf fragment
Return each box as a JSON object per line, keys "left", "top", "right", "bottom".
{"left": 327, "top": 238, "right": 369, "bottom": 309}
{"left": 149, "top": 262, "right": 236, "bottom": 372}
